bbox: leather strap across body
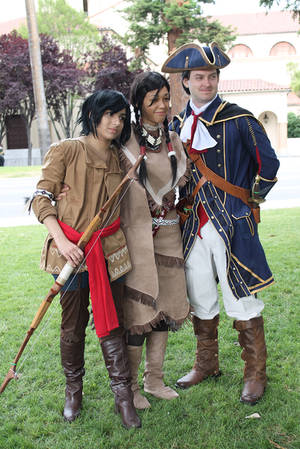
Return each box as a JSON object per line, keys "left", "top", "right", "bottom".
{"left": 190, "top": 153, "right": 260, "bottom": 224}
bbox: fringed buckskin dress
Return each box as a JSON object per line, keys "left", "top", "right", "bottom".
{"left": 119, "top": 128, "right": 190, "bottom": 334}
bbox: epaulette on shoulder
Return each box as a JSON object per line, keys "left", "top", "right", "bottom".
{"left": 170, "top": 109, "right": 187, "bottom": 130}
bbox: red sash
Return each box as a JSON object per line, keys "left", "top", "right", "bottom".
{"left": 58, "top": 218, "right": 121, "bottom": 338}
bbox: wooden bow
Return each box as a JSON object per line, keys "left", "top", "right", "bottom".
{"left": 0, "top": 154, "right": 143, "bottom": 395}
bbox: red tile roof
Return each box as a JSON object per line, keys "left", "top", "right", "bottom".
{"left": 219, "top": 79, "right": 290, "bottom": 93}
{"left": 210, "top": 11, "right": 299, "bottom": 35}
{"left": 0, "top": 17, "right": 26, "bottom": 35}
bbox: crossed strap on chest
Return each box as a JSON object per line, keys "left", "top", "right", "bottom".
{"left": 190, "top": 153, "right": 260, "bottom": 224}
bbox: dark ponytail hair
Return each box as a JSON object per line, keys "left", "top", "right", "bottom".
{"left": 130, "top": 71, "right": 177, "bottom": 187}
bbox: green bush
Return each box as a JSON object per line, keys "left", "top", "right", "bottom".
{"left": 287, "top": 112, "right": 300, "bottom": 137}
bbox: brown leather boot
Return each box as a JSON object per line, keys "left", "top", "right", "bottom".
{"left": 127, "top": 345, "right": 151, "bottom": 409}
{"left": 100, "top": 335, "right": 141, "bottom": 429}
{"left": 143, "top": 331, "right": 178, "bottom": 400}
{"left": 176, "top": 315, "right": 221, "bottom": 389}
{"left": 61, "top": 338, "right": 85, "bottom": 422}
{"left": 234, "top": 316, "right": 267, "bottom": 405}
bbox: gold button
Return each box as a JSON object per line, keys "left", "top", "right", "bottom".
{"left": 211, "top": 215, "right": 214, "bottom": 219}
{"left": 217, "top": 149, "right": 221, "bottom": 153}
{"left": 217, "top": 163, "right": 222, "bottom": 168}
{"left": 217, "top": 134, "right": 221, "bottom": 139}
{"left": 203, "top": 201, "right": 206, "bottom": 204}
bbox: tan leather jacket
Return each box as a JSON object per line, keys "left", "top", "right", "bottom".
{"left": 32, "top": 137, "right": 131, "bottom": 281}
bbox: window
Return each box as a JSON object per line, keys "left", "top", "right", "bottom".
{"left": 270, "top": 42, "right": 296, "bottom": 56}
{"left": 228, "top": 44, "right": 253, "bottom": 58}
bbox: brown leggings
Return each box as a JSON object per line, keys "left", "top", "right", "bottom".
{"left": 60, "top": 272, "right": 125, "bottom": 344}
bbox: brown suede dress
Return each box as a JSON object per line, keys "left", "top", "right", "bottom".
{"left": 120, "top": 129, "right": 190, "bottom": 334}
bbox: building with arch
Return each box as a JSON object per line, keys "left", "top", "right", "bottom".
{"left": 212, "top": 11, "right": 299, "bottom": 154}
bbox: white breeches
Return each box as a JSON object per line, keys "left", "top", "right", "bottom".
{"left": 185, "top": 221, "right": 264, "bottom": 321}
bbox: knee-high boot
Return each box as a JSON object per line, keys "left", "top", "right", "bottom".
{"left": 176, "top": 315, "right": 220, "bottom": 389}
{"left": 61, "top": 338, "right": 85, "bottom": 422}
{"left": 234, "top": 316, "right": 267, "bottom": 405}
{"left": 143, "top": 331, "right": 178, "bottom": 400}
{"left": 127, "top": 345, "right": 151, "bottom": 409}
{"left": 100, "top": 335, "right": 141, "bottom": 429}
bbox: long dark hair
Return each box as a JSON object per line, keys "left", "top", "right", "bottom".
{"left": 78, "top": 89, "right": 131, "bottom": 146}
{"left": 130, "top": 72, "right": 177, "bottom": 187}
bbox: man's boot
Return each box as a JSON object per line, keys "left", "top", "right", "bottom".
{"left": 127, "top": 345, "right": 151, "bottom": 409}
{"left": 61, "top": 338, "right": 85, "bottom": 422}
{"left": 143, "top": 331, "right": 179, "bottom": 400}
{"left": 234, "top": 316, "right": 267, "bottom": 405}
{"left": 100, "top": 335, "right": 141, "bottom": 429}
{"left": 176, "top": 314, "right": 220, "bottom": 389}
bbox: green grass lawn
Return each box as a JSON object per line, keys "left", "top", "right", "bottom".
{"left": 0, "top": 209, "right": 299, "bottom": 449}
{"left": 0, "top": 165, "right": 42, "bottom": 178}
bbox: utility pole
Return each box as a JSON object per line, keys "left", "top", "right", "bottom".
{"left": 25, "top": 0, "right": 51, "bottom": 164}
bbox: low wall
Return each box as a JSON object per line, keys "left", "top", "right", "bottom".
{"left": 286, "top": 138, "right": 300, "bottom": 156}
{"left": 2, "top": 148, "right": 42, "bottom": 166}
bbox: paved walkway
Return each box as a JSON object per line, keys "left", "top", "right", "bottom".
{"left": 0, "top": 156, "right": 299, "bottom": 228}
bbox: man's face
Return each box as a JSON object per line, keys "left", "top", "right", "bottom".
{"left": 183, "top": 69, "right": 219, "bottom": 107}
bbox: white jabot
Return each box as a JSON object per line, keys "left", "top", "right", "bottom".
{"left": 180, "top": 97, "right": 217, "bottom": 152}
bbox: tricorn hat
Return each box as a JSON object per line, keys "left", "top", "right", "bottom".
{"left": 161, "top": 42, "right": 230, "bottom": 73}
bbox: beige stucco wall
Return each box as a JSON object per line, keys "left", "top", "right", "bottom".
{"left": 220, "top": 90, "right": 288, "bottom": 154}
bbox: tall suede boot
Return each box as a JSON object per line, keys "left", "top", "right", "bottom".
{"left": 176, "top": 314, "right": 220, "bottom": 389}
{"left": 143, "top": 331, "right": 178, "bottom": 400}
{"left": 234, "top": 316, "right": 267, "bottom": 405}
{"left": 61, "top": 338, "right": 85, "bottom": 422}
{"left": 100, "top": 335, "right": 141, "bottom": 429}
{"left": 127, "top": 345, "right": 151, "bottom": 409}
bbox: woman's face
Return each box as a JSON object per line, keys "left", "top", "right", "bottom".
{"left": 96, "top": 108, "right": 127, "bottom": 142}
{"left": 141, "top": 86, "right": 170, "bottom": 126}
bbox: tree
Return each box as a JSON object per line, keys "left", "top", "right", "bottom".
{"left": 19, "top": 0, "right": 101, "bottom": 60}
{"left": 0, "top": 32, "right": 36, "bottom": 164}
{"left": 259, "top": 0, "right": 300, "bottom": 20}
{"left": 287, "top": 62, "right": 300, "bottom": 95}
{"left": 122, "top": 0, "right": 236, "bottom": 113}
{"left": 288, "top": 112, "right": 300, "bottom": 137}
{"left": 123, "top": 0, "right": 236, "bottom": 67}
{"left": 41, "top": 34, "right": 87, "bottom": 139}
{"left": 0, "top": 31, "right": 87, "bottom": 162}
{"left": 87, "top": 36, "right": 141, "bottom": 99}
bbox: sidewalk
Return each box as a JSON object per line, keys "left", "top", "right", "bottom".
{"left": 0, "top": 157, "right": 299, "bottom": 227}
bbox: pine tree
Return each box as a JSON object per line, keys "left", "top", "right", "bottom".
{"left": 123, "top": 0, "right": 236, "bottom": 67}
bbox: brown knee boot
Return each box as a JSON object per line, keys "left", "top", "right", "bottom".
{"left": 176, "top": 315, "right": 221, "bottom": 389}
{"left": 127, "top": 345, "right": 151, "bottom": 409}
{"left": 143, "top": 331, "right": 178, "bottom": 400}
{"left": 61, "top": 338, "right": 85, "bottom": 422}
{"left": 234, "top": 316, "right": 267, "bottom": 405}
{"left": 100, "top": 335, "right": 141, "bottom": 429}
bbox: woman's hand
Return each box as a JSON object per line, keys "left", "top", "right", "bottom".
{"left": 56, "top": 184, "right": 70, "bottom": 201}
{"left": 43, "top": 216, "right": 84, "bottom": 267}
{"left": 55, "top": 235, "right": 84, "bottom": 267}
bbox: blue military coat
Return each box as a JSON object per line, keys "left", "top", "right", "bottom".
{"left": 170, "top": 95, "right": 280, "bottom": 299}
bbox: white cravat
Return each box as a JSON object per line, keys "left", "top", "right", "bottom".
{"left": 180, "top": 97, "right": 217, "bottom": 151}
